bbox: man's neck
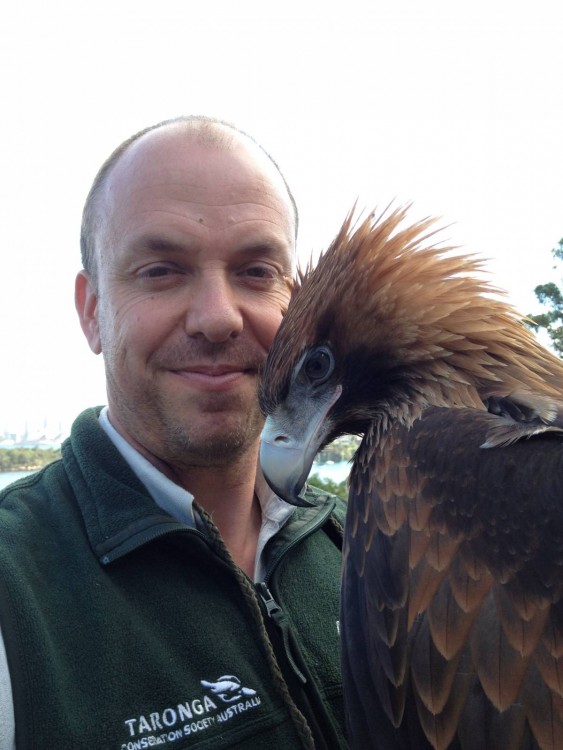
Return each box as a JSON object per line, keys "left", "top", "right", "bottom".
{"left": 102, "top": 409, "right": 263, "bottom": 577}
{"left": 175, "top": 452, "right": 262, "bottom": 577}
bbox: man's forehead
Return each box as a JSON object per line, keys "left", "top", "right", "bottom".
{"left": 93, "top": 124, "right": 296, "bottom": 268}
{"left": 102, "top": 124, "right": 295, "bottom": 226}
{"left": 107, "top": 124, "right": 277, "bottom": 190}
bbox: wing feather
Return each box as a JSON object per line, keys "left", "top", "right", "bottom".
{"left": 542, "top": 602, "right": 563, "bottom": 658}
{"left": 410, "top": 614, "right": 470, "bottom": 715}
{"left": 427, "top": 576, "right": 483, "bottom": 659}
{"left": 469, "top": 594, "right": 530, "bottom": 710}
{"left": 534, "top": 640, "right": 563, "bottom": 696}
{"left": 341, "top": 405, "right": 563, "bottom": 749}
{"left": 493, "top": 584, "right": 548, "bottom": 658}
{"left": 520, "top": 666, "right": 563, "bottom": 750}
{"left": 412, "top": 648, "right": 474, "bottom": 750}
{"left": 448, "top": 552, "right": 493, "bottom": 614}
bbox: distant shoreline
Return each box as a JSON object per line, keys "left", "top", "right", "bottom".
{"left": 0, "top": 447, "right": 61, "bottom": 475}
{"left": 0, "top": 470, "right": 36, "bottom": 490}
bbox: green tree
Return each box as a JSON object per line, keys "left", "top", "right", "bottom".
{"left": 528, "top": 239, "right": 563, "bottom": 355}
{"left": 307, "top": 473, "right": 348, "bottom": 500}
{"left": 0, "top": 447, "right": 61, "bottom": 472}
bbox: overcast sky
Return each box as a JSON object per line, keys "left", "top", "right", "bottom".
{"left": 1, "top": 0, "right": 561, "bottom": 437}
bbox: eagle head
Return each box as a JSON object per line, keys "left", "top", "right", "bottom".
{"left": 259, "top": 205, "right": 563, "bottom": 505}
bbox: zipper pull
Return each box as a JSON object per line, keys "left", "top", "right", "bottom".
{"left": 256, "top": 583, "right": 307, "bottom": 685}
{"left": 257, "top": 582, "right": 279, "bottom": 616}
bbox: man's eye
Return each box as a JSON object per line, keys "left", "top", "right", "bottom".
{"left": 241, "top": 265, "right": 276, "bottom": 280}
{"left": 139, "top": 265, "right": 179, "bottom": 279}
{"left": 247, "top": 267, "right": 270, "bottom": 277}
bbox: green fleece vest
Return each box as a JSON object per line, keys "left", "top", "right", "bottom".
{"left": 0, "top": 409, "right": 348, "bottom": 749}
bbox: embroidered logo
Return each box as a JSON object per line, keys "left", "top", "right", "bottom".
{"left": 200, "top": 674, "right": 257, "bottom": 702}
{"left": 121, "top": 673, "right": 262, "bottom": 749}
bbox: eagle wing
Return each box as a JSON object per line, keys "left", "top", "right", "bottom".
{"left": 342, "top": 405, "right": 563, "bottom": 750}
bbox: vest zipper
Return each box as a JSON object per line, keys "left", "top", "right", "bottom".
{"left": 254, "top": 494, "right": 338, "bottom": 689}
{"left": 256, "top": 582, "right": 307, "bottom": 684}
{"left": 256, "top": 495, "right": 346, "bottom": 749}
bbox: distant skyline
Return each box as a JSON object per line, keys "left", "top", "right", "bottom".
{"left": 1, "top": 0, "right": 561, "bottom": 435}
{"left": 1, "top": 418, "right": 67, "bottom": 443}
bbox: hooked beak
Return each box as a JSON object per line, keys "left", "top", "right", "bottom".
{"left": 260, "top": 384, "right": 342, "bottom": 506}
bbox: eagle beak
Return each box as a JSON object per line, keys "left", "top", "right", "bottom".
{"left": 260, "top": 384, "right": 343, "bottom": 506}
{"left": 260, "top": 436, "right": 314, "bottom": 507}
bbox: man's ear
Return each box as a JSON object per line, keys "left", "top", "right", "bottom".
{"left": 75, "top": 271, "right": 102, "bottom": 354}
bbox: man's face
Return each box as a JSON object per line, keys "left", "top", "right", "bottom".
{"left": 76, "top": 126, "right": 295, "bottom": 470}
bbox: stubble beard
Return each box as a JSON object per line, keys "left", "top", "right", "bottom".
{"left": 106, "top": 337, "right": 268, "bottom": 469}
{"left": 160, "top": 395, "right": 265, "bottom": 468}
{"left": 112, "top": 372, "right": 266, "bottom": 470}
{"left": 149, "top": 337, "right": 267, "bottom": 467}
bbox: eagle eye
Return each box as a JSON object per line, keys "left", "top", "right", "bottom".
{"left": 303, "top": 346, "right": 334, "bottom": 384}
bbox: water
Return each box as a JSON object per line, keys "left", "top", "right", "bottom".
{"left": 0, "top": 471, "right": 35, "bottom": 490}
{"left": 0, "top": 463, "right": 352, "bottom": 493}
{"left": 309, "top": 460, "right": 351, "bottom": 484}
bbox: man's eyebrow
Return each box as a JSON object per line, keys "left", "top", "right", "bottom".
{"left": 134, "top": 236, "right": 187, "bottom": 256}
{"left": 237, "top": 241, "right": 289, "bottom": 258}
{"left": 135, "top": 236, "right": 289, "bottom": 257}
{"left": 235, "top": 242, "right": 295, "bottom": 273}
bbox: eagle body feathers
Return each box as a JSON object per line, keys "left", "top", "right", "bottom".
{"left": 259, "top": 207, "right": 563, "bottom": 749}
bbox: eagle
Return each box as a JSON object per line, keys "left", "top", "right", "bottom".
{"left": 259, "top": 206, "right": 563, "bottom": 750}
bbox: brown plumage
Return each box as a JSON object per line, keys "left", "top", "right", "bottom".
{"left": 259, "top": 205, "right": 563, "bottom": 749}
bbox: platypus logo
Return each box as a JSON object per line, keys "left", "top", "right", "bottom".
{"left": 200, "top": 675, "right": 257, "bottom": 703}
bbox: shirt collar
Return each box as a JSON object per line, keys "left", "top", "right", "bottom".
{"left": 98, "top": 407, "right": 295, "bottom": 580}
{"left": 98, "top": 407, "right": 196, "bottom": 527}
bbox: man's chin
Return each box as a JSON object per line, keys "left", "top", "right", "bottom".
{"left": 165, "top": 412, "right": 263, "bottom": 465}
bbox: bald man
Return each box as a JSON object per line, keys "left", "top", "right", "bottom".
{"left": 0, "top": 117, "right": 347, "bottom": 749}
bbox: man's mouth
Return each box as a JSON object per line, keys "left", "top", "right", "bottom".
{"left": 169, "top": 365, "right": 255, "bottom": 391}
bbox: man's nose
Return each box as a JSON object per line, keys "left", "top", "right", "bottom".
{"left": 184, "top": 272, "right": 244, "bottom": 342}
